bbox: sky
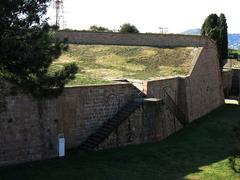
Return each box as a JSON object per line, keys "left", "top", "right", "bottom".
{"left": 47, "top": 0, "right": 240, "bottom": 33}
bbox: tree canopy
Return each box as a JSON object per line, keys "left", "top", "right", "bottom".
{"left": 219, "top": 14, "right": 228, "bottom": 60}
{"left": 119, "top": 23, "right": 139, "bottom": 33}
{"left": 201, "top": 13, "right": 228, "bottom": 71}
{"left": 0, "top": 0, "right": 78, "bottom": 99}
{"left": 89, "top": 25, "right": 112, "bottom": 32}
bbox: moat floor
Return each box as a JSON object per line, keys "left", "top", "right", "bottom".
{"left": 1, "top": 104, "right": 240, "bottom": 180}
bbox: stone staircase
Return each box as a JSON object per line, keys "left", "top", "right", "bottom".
{"left": 80, "top": 99, "right": 142, "bottom": 151}
{"left": 80, "top": 87, "right": 188, "bottom": 151}
{"left": 163, "top": 89, "right": 188, "bottom": 126}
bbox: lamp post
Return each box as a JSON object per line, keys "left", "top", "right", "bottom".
{"left": 159, "top": 27, "right": 169, "bottom": 34}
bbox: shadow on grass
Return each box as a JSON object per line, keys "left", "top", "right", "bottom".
{"left": 0, "top": 104, "right": 240, "bottom": 180}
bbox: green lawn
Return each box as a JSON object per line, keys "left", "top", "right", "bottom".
{"left": 229, "top": 49, "right": 240, "bottom": 56}
{"left": 51, "top": 45, "right": 198, "bottom": 85}
{"left": 1, "top": 104, "right": 240, "bottom": 179}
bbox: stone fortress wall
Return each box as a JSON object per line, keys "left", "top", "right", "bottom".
{"left": 56, "top": 31, "right": 224, "bottom": 121}
{"left": 0, "top": 31, "right": 224, "bottom": 166}
{"left": 223, "top": 68, "right": 240, "bottom": 97}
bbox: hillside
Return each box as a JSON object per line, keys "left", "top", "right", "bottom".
{"left": 182, "top": 28, "right": 201, "bottom": 35}
{"left": 51, "top": 45, "right": 198, "bottom": 85}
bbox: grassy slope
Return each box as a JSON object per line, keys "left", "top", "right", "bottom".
{"left": 51, "top": 45, "right": 197, "bottom": 85}
{"left": 1, "top": 105, "right": 240, "bottom": 179}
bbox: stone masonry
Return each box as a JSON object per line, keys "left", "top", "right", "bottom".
{"left": 0, "top": 32, "right": 224, "bottom": 166}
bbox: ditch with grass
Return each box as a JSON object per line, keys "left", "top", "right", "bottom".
{"left": 1, "top": 104, "right": 240, "bottom": 180}
{"left": 50, "top": 45, "right": 198, "bottom": 86}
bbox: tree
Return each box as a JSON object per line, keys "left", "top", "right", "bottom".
{"left": 89, "top": 25, "right": 112, "bottom": 32}
{"left": 219, "top": 14, "right": 228, "bottom": 60}
{"left": 119, "top": 23, "right": 139, "bottom": 33}
{"left": 0, "top": 0, "right": 78, "bottom": 99}
{"left": 201, "top": 13, "right": 228, "bottom": 71}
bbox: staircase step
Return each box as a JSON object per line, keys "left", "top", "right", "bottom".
{"left": 90, "top": 133, "right": 106, "bottom": 139}
{"left": 100, "top": 125, "right": 114, "bottom": 131}
{"left": 81, "top": 142, "right": 96, "bottom": 149}
{"left": 80, "top": 146, "right": 92, "bottom": 151}
{"left": 98, "top": 127, "right": 114, "bottom": 134}
{"left": 88, "top": 134, "right": 104, "bottom": 142}
{"left": 87, "top": 131, "right": 106, "bottom": 140}
{"left": 104, "top": 121, "right": 118, "bottom": 127}
{"left": 87, "top": 138, "right": 101, "bottom": 145}
{"left": 115, "top": 114, "right": 132, "bottom": 121}
{"left": 120, "top": 108, "right": 137, "bottom": 113}
{"left": 96, "top": 129, "right": 111, "bottom": 136}
{"left": 102, "top": 123, "right": 115, "bottom": 129}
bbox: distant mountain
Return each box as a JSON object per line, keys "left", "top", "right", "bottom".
{"left": 182, "top": 28, "right": 201, "bottom": 35}
{"left": 182, "top": 28, "right": 240, "bottom": 49}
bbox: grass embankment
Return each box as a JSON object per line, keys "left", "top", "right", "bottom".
{"left": 51, "top": 45, "right": 197, "bottom": 85}
{"left": 1, "top": 105, "right": 240, "bottom": 179}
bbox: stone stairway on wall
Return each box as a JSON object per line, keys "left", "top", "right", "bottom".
{"left": 163, "top": 89, "right": 188, "bottom": 126}
{"left": 80, "top": 85, "right": 188, "bottom": 151}
{"left": 80, "top": 99, "right": 143, "bottom": 151}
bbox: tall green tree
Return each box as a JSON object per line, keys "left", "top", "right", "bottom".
{"left": 201, "top": 13, "right": 228, "bottom": 71}
{"left": 119, "top": 23, "right": 139, "bottom": 33}
{"left": 219, "top": 14, "right": 228, "bottom": 60}
{"left": 0, "top": 0, "right": 78, "bottom": 99}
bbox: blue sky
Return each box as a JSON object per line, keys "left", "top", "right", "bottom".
{"left": 47, "top": 0, "right": 240, "bottom": 33}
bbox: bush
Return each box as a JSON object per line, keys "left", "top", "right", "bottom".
{"left": 119, "top": 23, "right": 139, "bottom": 33}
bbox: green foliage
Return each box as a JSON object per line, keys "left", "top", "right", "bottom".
{"left": 119, "top": 23, "right": 139, "bottom": 33}
{"left": 229, "top": 49, "right": 240, "bottom": 55}
{"left": 89, "top": 25, "right": 112, "bottom": 32}
{"left": 230, "top": 121, "right": 240, "bottom": 173}
{"left": 219, "top": 14, "right": 228, "bottom": 60}
{"left": 201, "top": 13, "right": 228, "bottom": 71}
{"left": 0, "top": 0, "right": 78, "bottom": 99}
{"left": 228, "top": 49, "right": 239, "bottom": 59}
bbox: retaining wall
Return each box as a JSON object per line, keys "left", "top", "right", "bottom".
{"left": 186, "top": 43, "right": 224, "bottom": 121}
{"left": 222, "top": 69, "right": 234, "bottom": 97}
{"left": 0, "top": 31, "right": 224, "bottom": 166}
{"left": 57, "top": 31, "right": 224, "bottom": 121}
{"left": 56, "top": 31, "right": 210, "bottom": 47}
{"left": 0, "top": 83, "right": 139, "bottom": 166}
{"left": 0, "top": 82, "right": 184, "bottom": 166}
{"left": 232, "top": 68, "right": 240, "bottom": 95}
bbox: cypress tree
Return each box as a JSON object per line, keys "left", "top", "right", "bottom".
{"left": 201, "top": 13, "right": 228, "bottom": 71}
{"left": 219, "top": 13, "right": 228, "bottom": 60}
